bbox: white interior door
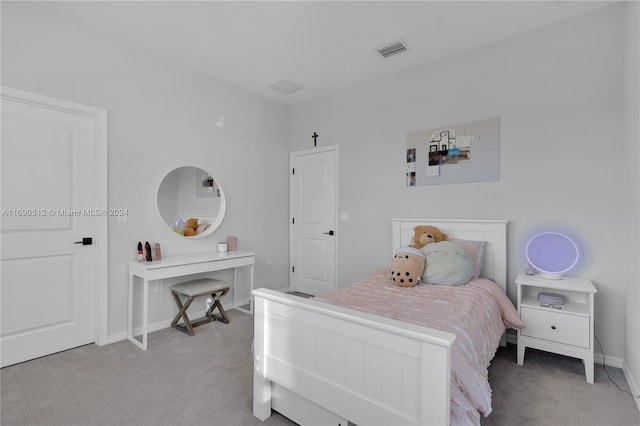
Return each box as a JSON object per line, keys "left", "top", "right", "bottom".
{"left": 290, "top": 146, "right": 338, "bottom": 295}
{"left": 1, "top": 90, "right": 101, "bottom": 367}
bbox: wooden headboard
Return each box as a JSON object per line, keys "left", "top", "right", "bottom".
{"left": 391, "top": 218, "right": 508, "bottom": 293}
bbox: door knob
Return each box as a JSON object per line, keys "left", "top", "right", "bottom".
{"left": 323, "top": 230, "right": 335, "bottom": 236}
{"left": 74, "top": 237, "right": 93, "bottom": 245}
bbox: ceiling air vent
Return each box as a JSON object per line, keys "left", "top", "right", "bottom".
{"left": 375, "top": 39, "right": 409, "bottom": 58}
{"left": 269, "top": 79, "right": 304, "bottom": 95}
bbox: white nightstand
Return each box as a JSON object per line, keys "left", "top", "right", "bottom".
{"left": 516, "top": 273, "right": 597, "bottom": 383}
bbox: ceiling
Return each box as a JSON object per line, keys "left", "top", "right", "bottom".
{"left": 34, "top": 1, "right": 617, "bottom": 106}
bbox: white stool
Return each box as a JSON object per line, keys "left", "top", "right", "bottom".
{"left": 170, "top": 278, "right": 230, "bottom": 336}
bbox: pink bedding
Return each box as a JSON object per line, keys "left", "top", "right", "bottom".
{"left": 314, "top": 268, "right": 523, "bottom": 426}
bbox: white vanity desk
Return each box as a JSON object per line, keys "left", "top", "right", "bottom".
{"left": 127, "top": 250, "right": 255, "bottom": 350}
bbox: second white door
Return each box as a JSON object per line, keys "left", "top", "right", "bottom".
{"left": 290, "top": 146, "right": 338, "bottom": 295}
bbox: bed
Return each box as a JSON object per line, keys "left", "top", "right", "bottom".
{"left": 253, "top": 218, "right": 516, "bottom": 426}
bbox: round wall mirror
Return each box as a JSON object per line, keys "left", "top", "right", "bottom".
{"left": 156, "top": 166, "right": 226, "bottom": 238}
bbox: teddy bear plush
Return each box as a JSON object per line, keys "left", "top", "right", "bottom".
{"left": 183, "top": 218, "right": 199, "bottom": 237}
{"left": 409, "top": 225, "right": 448, "bottom": 249}
{"left": 390, "top": 247, "right": 425, "bottom": 287}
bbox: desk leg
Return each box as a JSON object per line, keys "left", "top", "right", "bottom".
{"left": 233, "top": 263, "right": 255, "bottom": 315}
{"left": 128, "top": 272, "right": 134, "bottom": 344}
{"left": 249, "top": 263, "right": 254, "bottom": 314}
{"left": 141, "top": 279, "right": 149, "bottom": 350}
{"left": 127, "top": 273, "right": 148, "bottom": 351}
{"left": 233, "top": 267, "right": 238, "bottom": 309}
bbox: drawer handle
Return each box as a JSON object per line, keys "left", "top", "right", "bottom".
{"left": 551, "top": 325, "right": 556, "bottom": 330}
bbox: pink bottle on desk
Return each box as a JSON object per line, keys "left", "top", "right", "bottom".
{"left": 226, "top": 236, "right": 237, "bottom": 251}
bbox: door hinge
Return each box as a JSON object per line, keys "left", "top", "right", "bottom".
{"left": 292, "top": 168, "right": 295, "bottom": 175}
{"left": 292, "top": 217, "right": 295, "bottom": 224}
{"left": 292, "top": 266, "right": 295, "bottom": 273}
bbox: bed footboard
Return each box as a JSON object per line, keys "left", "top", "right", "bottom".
{"left": 253, "top": 289, "right": 456, "bottom": 426}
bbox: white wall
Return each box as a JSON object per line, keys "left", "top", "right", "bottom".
{"left": 623, "top": 0, "right": 640, "bottom": 406}
{"left": 290, "top": 4, "right": 628, "bottom": 360}
{"left": 1, "top": 2, "right": 291, "bottom": 339}
{"left": 2, "top": 1, "right": 636, "bottom": 372}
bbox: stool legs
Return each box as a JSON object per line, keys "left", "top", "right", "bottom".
{"left": 171, "top": 292, "right": 199, "bottom": 336}
{"left": 205, "top": 288, "right": 230, "bottom": 324}
{"left": 171, "top": 288, "right": 229, "bottom": 336}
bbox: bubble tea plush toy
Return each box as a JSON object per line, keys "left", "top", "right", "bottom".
{"left": 390, "top": 247, "right": 426, "bottom": 287}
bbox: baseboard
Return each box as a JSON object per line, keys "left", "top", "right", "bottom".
{"left": 106, "top": 301, "right": 239, "bottom": 345}
{"left": 594, "top": 352, "right": 624, "bottom": 368}
{"left": 622, "top": 361, "right": 640, "bottom": 414}
{"left": 106, "top": 321, "right": 171, "bottom": 345}
{"left": 106, "top": 331, "right": 127, "bottom": 345}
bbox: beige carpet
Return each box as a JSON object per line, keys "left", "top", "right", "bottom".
{"left": 1, "top": 310, "right": 294, "bottom": 426}
{"left": 483, "top": 343, "right": 640, "bottom": 426}
{"left": 2, "top": 309, "right": 639, "bottom": 426}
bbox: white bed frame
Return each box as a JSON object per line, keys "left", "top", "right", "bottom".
{"left": 253, "top": 218, "right": 508, "bottom": 426}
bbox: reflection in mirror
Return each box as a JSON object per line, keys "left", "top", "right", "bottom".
{"left": 157, "top": 166, "right": 226, "bottom": 238}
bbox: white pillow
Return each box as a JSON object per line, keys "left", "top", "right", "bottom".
{"left": 449, "top": 239, "right": 487, "bottom": 279}
{"left": 420, "top": 241, "right": 474, "bottom": 286}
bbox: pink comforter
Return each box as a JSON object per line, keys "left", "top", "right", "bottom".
{"left": 314, "top": 268, "right": 523, "bottom": 426}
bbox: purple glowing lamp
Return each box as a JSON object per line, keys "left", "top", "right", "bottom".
{"left": 526, "top": 232, "right": 579, "bottom": 280}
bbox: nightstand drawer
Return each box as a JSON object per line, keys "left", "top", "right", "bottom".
{"left": 520, "top": 307, "right": 589, "bottom": 348}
